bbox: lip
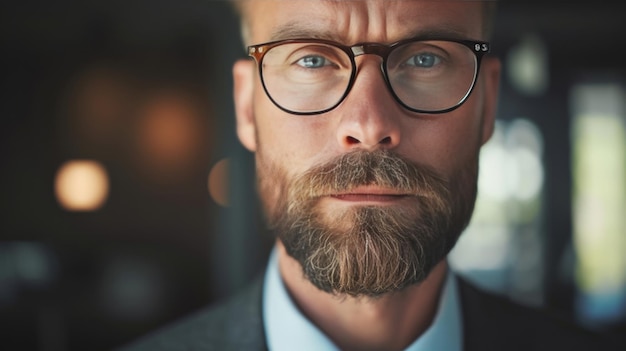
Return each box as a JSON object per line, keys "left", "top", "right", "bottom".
{"left": 328, "top": 186, "right": 411, "bottom": 203}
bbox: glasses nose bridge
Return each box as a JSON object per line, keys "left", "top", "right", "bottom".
{"left": 350, "top": 43, "right": 391, "bottom": 61}
{"left": 349, "top": 43, "right": 392, "bottom": 82}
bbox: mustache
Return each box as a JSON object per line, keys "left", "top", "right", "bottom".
{"left": 290, "top": 149, "right": 450, "bottom": 200}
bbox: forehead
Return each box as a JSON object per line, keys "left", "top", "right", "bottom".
{"left": 243, "top": 0, "right": 485, "bottom": 45}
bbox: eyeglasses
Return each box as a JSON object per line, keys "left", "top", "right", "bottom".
{"left": 248, "top": 37, "right": 490, "bottom": 115}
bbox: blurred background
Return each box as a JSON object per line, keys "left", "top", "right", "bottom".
{"left": 0, "top": 1, "right": 624, "bottom": 350}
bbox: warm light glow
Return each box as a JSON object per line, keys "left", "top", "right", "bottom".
{"left": 64, "top": 66, "right": 128, "bottom": 148}
{"left": 134, "top": 93, "right": 204, "bottom": 182}
{"left": 55, "top": 160, "right": 109, "bottom": 211}
{"left": 208, "top": 158, "right": 229, "bottom": 207}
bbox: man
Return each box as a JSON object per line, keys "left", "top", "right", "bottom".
{"left": 120, "top": 1, "right": 615, "bottom": 350}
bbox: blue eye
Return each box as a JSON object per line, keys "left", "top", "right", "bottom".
{"left": 297, "top": 55, "right": 330, "bottom": 68}
{"left": 406, "top": 53, "right": 440, "bottom": 68}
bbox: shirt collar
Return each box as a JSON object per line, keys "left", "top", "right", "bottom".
{"left": 263, "top": 248, "right": 462, "bottom": 351}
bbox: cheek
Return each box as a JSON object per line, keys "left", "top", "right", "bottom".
{"left": 447, "top": 111, "right": 484, "bottom": 160}
{"left": 405, "top": 98, "right": 485, "bottom": 175}
{"left": 254, "top": 91, "right": 335, "bottom": 172}
{"left": 442, "top": 103, "right": 485, "bottom": 171}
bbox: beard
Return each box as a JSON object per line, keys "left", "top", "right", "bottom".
{"left": 257, "top": 149, "right": 477, "bottom": 298}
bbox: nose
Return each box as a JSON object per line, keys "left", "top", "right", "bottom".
{"left": 335, "top": 58, "right": 403, "bottom": 151}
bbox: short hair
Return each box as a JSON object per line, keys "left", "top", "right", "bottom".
{"left": 230, "top": 0, "right": 497, "bottom": 45}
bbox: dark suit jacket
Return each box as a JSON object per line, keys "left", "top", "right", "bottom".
{"left": 118, "top": 274, "right": 619, "bottom": 351}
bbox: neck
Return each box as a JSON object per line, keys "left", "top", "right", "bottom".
{"left": 276, "top": 241, "right": 448, "bottom": 351}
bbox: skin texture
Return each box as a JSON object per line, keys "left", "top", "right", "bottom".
{"left": 232, "top": 1, "right": 501, "bottom": 350}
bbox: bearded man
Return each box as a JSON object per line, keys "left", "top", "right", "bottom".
{"left": 119, "top": 1, "right": 614, "bottom": 350}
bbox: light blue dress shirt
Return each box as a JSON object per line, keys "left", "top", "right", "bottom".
{"left": 263, "top": 248, "right": 462, "bottom": 351}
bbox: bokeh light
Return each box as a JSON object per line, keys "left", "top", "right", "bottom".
{"left": 55, "top": 160, "right": 109, "bottom": 211}
{"left": 208, "top": 158, "right": 230, "bottom": 207}
{"left": 477, "top": 119, "right": 544, "bottom": 203}
{"left": 450, "top": 118, "right": 546, "bottom": 305}
{"left": 571, "top": 83, "right": 626, "bottom": 324}
{"left": 133, "top": 92, "right": 206, "bottom": 183}
{"left": 507, "top": 34, "right": 549, "bottom": 96}
{"left": 99, "top": 256, "right": 165, "bottom": 321}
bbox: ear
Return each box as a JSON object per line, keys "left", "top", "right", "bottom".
{"left": 479, "top": 56, "right": 501, "bottom": 145}
{"left": 233, "top": 59, "right": 257, "bottom": 152}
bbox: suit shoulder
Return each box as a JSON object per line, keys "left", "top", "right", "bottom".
{"left": 456, "top": 274, "right": 619, "bottom": 351}
{"left": 116, "top": 276, "right": 266, "bottom": 351}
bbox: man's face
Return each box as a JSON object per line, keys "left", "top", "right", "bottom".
{"left": 233, "top": 0, "right": 500, "bottom": 297}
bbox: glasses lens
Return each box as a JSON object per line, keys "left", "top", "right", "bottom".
{"left": 387, "top": 40, "right": 478, "bottom": 112}
{"left": 261, "top": 42, "right": 352, "bottom": 114}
